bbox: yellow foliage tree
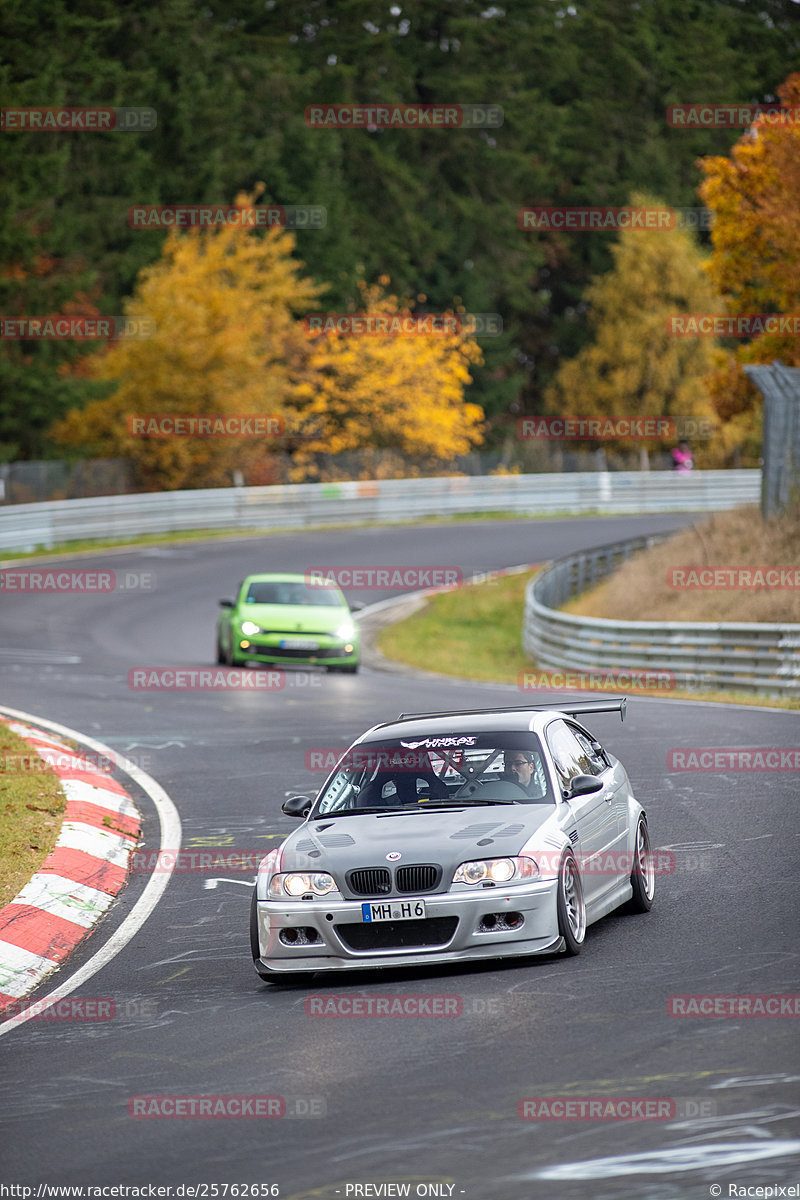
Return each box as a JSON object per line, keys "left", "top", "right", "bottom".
{"left": 543, "top": 192, "right": 722, "bottom": 465}
{"left": 699, "top": 72, "right": 800, "bottom": 463}
{"left": 51, "top": 187, "right": 323, "bottom": 490}
{"left": 288, "top": 280, "right": 485, "bottom": 481}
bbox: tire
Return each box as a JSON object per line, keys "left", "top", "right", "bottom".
{"left": 250, "top": 888, "right": 261, "bottom": 963}
{"left": 628, "top": 815, "right": 655, "bottom": 912}
{"left": 216, "top": 635, "right": 226, "bottom": 665}
{"left": 557, "top": 851, "right": 586, "bottom": 955}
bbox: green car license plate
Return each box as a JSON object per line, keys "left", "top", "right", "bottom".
{"left": 279, "top": 638, "right": 320, "bottom": 650}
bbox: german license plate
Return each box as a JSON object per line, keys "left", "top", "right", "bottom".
{"left": 361, "top": 899, "right": 426, "bottom": 923}
{"left": 279, "top": 638, "right": 319, "bottom": 650}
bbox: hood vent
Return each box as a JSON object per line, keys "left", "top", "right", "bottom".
{"left": 450, "top": 822, "right": 501, "bottom": 840}
{"left": 317, "top": 833, "right": 356, "bottom": 847}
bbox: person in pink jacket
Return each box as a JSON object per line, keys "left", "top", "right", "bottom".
{"left": 671, "top": 439, "right": 694, "bottom": 472}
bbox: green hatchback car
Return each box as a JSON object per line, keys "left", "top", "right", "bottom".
{"left": 217, "top": 573, "right": 361, "bottom": 673}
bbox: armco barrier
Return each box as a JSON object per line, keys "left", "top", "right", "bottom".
{"left": 0, "top": 470, "right": 759, "bottom": 554}
{"left": 523, "top": 535, "right": 800, "bottom": 697}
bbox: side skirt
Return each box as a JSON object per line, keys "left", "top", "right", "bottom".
{"left": 585, "top": 880, "right": 633, "bottom": 926}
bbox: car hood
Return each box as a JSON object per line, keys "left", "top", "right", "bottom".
{"left": 236, "top": 604, "right": 350, "bottom": 633}
{"left": 279, "top": 804, "right": 559, "bottom": 893}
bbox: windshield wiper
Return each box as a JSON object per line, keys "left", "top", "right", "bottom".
{"left": 311, "top": 806, "right": 412, "bottom": 819}
{"left": 312, "top": 797, "right": 516, "bottom": 818}
{"left": 412, "top": 798, "right": 516, "bottom": 807}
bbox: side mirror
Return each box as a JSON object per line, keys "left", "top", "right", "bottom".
{"left": 349, "top": 600, "right": 365, "bottom": 612}
{"left": 282, "top": 795, "right": 313, "bottom": 818}
{"left": 566, "top": 774, "right": 603, "bottom": 798}
{"left": 219, "top": 599, "right": 234, "bottom": 608}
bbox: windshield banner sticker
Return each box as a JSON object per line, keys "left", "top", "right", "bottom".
{"left": 400, "top": 737, "right": 477, "bottom": 749}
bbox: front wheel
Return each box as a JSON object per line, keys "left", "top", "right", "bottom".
{"left": 557, "top": 851, "right": 586, "bottom": 955}
{"left": 628, "top": 815, "right": 655, "bottom": 912}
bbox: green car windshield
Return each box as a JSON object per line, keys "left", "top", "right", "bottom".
{"left": 244, "top": 581, "right": 343, "bottom": 607}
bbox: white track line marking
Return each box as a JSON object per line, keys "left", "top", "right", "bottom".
{"left": 0, "top": 704, "right": 181, "bottom": 1038}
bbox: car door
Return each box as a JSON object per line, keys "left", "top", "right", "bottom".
{"left": 569, "top": 723, "right": 630, "bottom": 897}
{"left": 544, "top": 719, "right": 620, "bottom": 906}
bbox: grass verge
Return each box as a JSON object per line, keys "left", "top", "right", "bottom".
{"left": 375, "top": 571, "right": 800, "bottom": 710}
{"left": 377, "top": 570, "right": 537, "bottom": 682}
{"left": 0, "top": 722, "right": 66, "bottom": 908}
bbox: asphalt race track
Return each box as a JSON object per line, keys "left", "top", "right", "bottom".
{"left": 1, "top": 514, "right": 798, "bottom": 1200}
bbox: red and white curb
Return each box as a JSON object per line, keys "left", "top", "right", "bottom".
{"left": 0, "top": 717, "right": 141, "bottom": 1013}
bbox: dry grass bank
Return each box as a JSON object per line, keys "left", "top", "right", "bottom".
{"left": 563, "top": 505, "right": 800, "bottom": 624}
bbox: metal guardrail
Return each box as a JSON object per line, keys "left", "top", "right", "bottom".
{"left": 523, "top": 535, "right": 800, "bottom": 698}
{"left": 0, "top": 470, "right": 759, "bottom": 553}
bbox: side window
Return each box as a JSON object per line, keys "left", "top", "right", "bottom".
{"left": 570, "top": 727, "right": 609, "bottom": 776}
{"left": 545, "top": 720, "right": 591, "bottom": 789}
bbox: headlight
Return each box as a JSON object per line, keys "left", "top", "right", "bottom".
{"left": 452, "top": 857, "right": 538, "bottom": 885}
{"left": 241, "top": 620, "right": 262, "bottom": 636}
{"left": 334, "top": 620, "right": 355, "bottom": 640}
{"left": 268, "top": 872, "right": 337, "bottom": 899}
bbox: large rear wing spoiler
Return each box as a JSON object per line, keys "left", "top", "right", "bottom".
{"left": 395, "top": 698, "right": 627, "bottom": 723}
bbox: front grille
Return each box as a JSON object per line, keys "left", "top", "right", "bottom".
{"left": 336, "top": 917, "right": 458, "bottom": 952}
{"left": 260, "top": 630, "right": 332, "bottom": 639}
{"left": 249, "top": 646, "right": 344, "bottom": 660}
{"left": 347, "top": 867, "right": 391, "bottom": 896}
{"left": 396, "top": 864, "right": 441, "bottom": 893}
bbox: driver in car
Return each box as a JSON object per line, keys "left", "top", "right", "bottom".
{"left": 503, "top": 750, "right": 548, "bottom": 799}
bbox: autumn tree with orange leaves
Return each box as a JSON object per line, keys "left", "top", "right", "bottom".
{"left": 698, "top": 72, "right": 800, "bottom": 463}
{"left": 288, "top": 279, "right": 484, "bottom": 481}
{"left": 51, "top": 188, "right": 323, "bottom": 490}
{"left": 542, "top": 192, "right": 721, "bottom": 466}
{"left": 52, "top": 200, "right": 485, "bottom": 488}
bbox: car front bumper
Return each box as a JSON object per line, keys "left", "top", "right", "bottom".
{"left": 253, "top": 880, "right": 562, "bottom": 976}
{"left": 238, "top": 637, "right": 359, "bottom": 666}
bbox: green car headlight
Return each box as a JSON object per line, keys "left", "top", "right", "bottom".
{"left": 241, "top": 620, "right": 262, "bottom": 636}
{"left": 452, "top": 857, "right": 538, "bottom": 885}
{"left": 268, "top": 872, "right": 337, "bottom": 899}
{"left": 334, "top": 620, "right": 355, "bottom": 640}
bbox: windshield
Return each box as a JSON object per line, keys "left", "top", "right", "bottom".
{"left": 245, "top": 581, "right": 343, "bottom": 607}
{"left": 312, "top": 734, "right": 554, "bottom": 816}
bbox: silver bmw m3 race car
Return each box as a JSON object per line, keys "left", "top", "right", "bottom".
{"left": 251, "top": 699, "right": 654, "bottom": 979}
